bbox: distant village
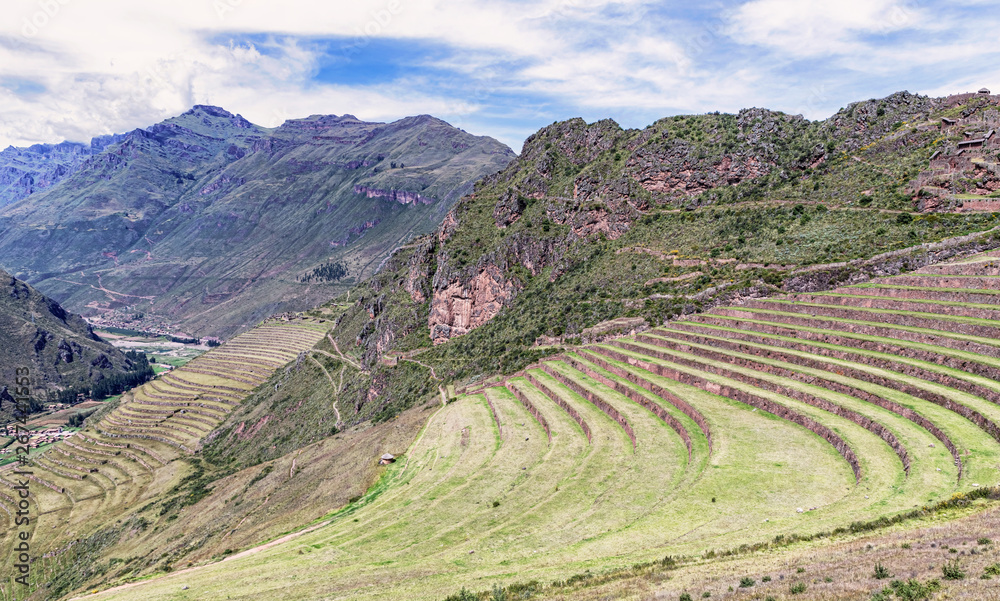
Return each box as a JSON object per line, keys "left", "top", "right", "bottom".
{"left": 0, "top": 425, "right": 74, "bottom": 456}
{"left": 912, "top": 88, "right": 1000, "bottom": 211}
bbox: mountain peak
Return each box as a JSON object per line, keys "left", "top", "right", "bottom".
{"left": 185, "top": 104, "right": 236, "bottom": 119}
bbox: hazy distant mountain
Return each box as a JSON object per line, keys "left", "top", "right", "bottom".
{"left": 0, "top": 134, "right": 125, "bottom": 208}
{"left": 0, "top": 106, "right": 515, "bottom": 338}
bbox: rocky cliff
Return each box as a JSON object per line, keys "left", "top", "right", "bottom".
{"left": 415, "top": 90, "right": 1000, "bottom": 351}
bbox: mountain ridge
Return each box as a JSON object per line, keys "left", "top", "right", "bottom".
{"left": 0, "top": 106, "right": 515, "bottom": 338}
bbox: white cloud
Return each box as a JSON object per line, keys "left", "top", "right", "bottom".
{"left": 0, "top": 0, "right": 998, "bottom": 150}
{"left": 727, "top": 0, "right": 926, "bottom": 56}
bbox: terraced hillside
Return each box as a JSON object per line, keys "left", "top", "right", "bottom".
{"left": 0, "top": 318, "right": 327, "bottom": 595}
{"left": 76, "top": 248, "right": 1000, "bottom": 600}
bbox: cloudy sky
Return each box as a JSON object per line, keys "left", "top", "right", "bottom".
{"left": 1, "top": 0, "right": 997, "bottom": 152}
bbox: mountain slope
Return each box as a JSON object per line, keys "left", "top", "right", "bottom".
{"left": 0, "top": 107, "right": 515, "bottom": 338}
{"left": 0, "top": 135, "right": 124, "bottom": 209}
{"left": 0, "top": 267, "right": 145, "bottom": 409}
{"left": 306, "top": 93, "right": 998, "bottom": 396}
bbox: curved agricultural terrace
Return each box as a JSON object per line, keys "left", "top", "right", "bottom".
{"left": 80, "top": 249, "right": 1000, "bottom": 600}
{"left": 0, "top": 319, "right": 328, "bottom": 587}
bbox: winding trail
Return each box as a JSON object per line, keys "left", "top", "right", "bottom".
{"left": 401, "top": 357, "right": 441, "bottom": 381}
{"left": 327, "top": 333, "right": 366, "bottom": 372}
{"left": 307, "top": 355, "right": 343, "bottom": 427}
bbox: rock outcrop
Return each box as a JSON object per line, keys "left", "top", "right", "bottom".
{"left": 429, "top": 264, "right": 517, "bottom": 344}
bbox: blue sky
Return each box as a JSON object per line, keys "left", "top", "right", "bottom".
{"left": 1, "top": 0, "right": 998, "bottom": 152}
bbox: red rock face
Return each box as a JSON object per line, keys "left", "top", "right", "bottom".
{"left": 439, "top": 210, "right": 459, "bottom": 242}
{"left": 632, "top": 154, "right": 771, "bottom": 198}
{"left": 428, "top": 264, "right": 517, "bottom": 344}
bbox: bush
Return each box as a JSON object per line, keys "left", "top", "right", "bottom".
{"left": 739, "top": 577, "right": 754, "bottom": 588}
{"left": 874, "top": 562, "right": 892, "bottom": 579}
{"left": 896, "top": 212, "right": 914, "bottom": 225}
{"left": 490, "top": 584, "right": 507, "bottom": 601}
{"left": 978, "top": 537, "right": 992, "bottom": 545}
{"left": 761, "top": 575, "right": 771, "bottom": 582}
{"left": 890, "top": 578, "right": 940, "bottom": 600}
{"left": 942, "top": 560, "right": 965, "bottom": 580}
{"left": 790, "top": 582, "right": 807, "bottom": 594}
{"left": 679, "top": 594, "right": 692, "bottom": 601}
{"left": 984, "top": 563, "right": 1000, "bottom": 577}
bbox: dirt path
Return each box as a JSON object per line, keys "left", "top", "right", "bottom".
{"left": 307, "top": 356, "right": 342, "bottom": 426}
{"left": 400, "top": 357, "right": 441, "bottom": 381}
{"left": 327, "top": 333, "right": 366, "bottom": 372}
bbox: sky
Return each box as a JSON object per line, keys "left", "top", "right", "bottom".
{"left": 1, "top": 0, "right": 998, "bottom": 153}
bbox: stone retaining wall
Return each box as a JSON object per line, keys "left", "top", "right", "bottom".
{"left": 540, "top": 362, "right": 636, "bottom": 449}
{"left": 524, "top": 373, "right": 592, "bottom": 443}
{"left": 638, "top": 333, "right": 965, "bottom": 480}
{"left": 616, "top": 339, "right": 911, "bottom": 476}
{"left": 670, "top": 321, "right": 1000, "bottom": 403}
{"left": 791, "top": 294, "right": 1000, "bottom": 321}
{"left": 835, "top": 286, "right": 1000, "bottom": 305}
{"left": 483, "top": 390, "right": 503, "bottom": 439}
{"left": 504, "top": 381, "right": 551, "bottom": 442}
{"left": 706, "top": 309, "right": 1000, "bottom": 360}
{"left": 586, "top": 346, "right": 862, "bottom": 482}
{"left": 745, "top": 300, "right": 1000, "bottom": 340}
{"left": 561, "top": 354, "right": 695, "bottom": 458}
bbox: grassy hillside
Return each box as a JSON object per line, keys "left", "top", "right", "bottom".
{"left": 301, "top": 93, "right": 1000, "bottom": 404}
{"left": 61, "top": 246, "right": 1000, "bottom": 600}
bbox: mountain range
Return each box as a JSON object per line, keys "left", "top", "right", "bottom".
{"left": 0, "top": 106, "right": 514, "bottom": 338}
{"left": 0, "top": 135, "right": 124, "bottom": 208}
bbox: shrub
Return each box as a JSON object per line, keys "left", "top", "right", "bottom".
{"left": 679, "top": 594, "right": 692, "bottom": 601}
{"left": 739, "top": 577, "right": 754, "bottom": 588}
{"left": 789, "top": 582, "right": 807, "bottom": 594}
{"left": 896, "top": 212, "right": 914, "bottom": 225}
{"left": 761, "top": 575, "right": 771, "bottom": 582}
{"left": 874, "top": 562, "right": 892, "bottom": 579}
{"left": 942, "top": 560, "right": 965, "bottom": 580}
{"left": 796, "top": 567, "right": 805, "bottom": 573}
{"left": 901, "top": 543, "right": 911, "bottom": 549}
{"left": 984, "top": 563, "right": 1000, "bottom": 577}
{"left": 490, "top": 584, "right": 507, "bottom": 601}
{"left": 445, "top": 588, "right": 478, "bottom": 601}
{"left": 978, "top": 537, "right": 992, "bottom": 545}
{"left": 492, "top": 501, "right": 500, "bottom": 508}
{"left": 890, "top": 578, "right": 940, "bottom": 601}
